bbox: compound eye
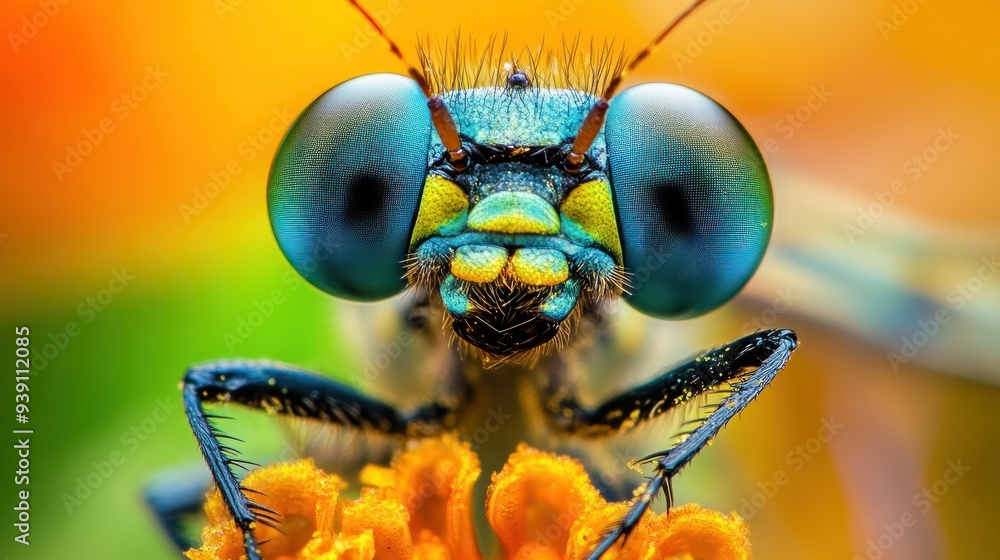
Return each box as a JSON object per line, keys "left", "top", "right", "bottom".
{"left": 606, "top": 83, "right": 773, "bottom": 319}
{"left": 268, "top": 74, "right": 430, "bottom": 301}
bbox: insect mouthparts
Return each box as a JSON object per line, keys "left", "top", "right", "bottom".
{"left": 449, "top": 282, "right": 563, "bottom": 358}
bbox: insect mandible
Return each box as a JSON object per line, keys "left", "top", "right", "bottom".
{"left": 147, "top": 1, "right": 798, "bottom": 558}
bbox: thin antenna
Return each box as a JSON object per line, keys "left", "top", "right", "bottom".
{"left": 346, "top": 0, "right": 468, "bottom": 171}
{"left": 565, "top": 0, "right": 711, "bottom": 173}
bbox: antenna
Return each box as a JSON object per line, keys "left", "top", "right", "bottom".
{"left": 564, "top": 0, "right": 711, "bottom": 173}
{"left": 346, "top": 0, "right": 469, "bottom": 171}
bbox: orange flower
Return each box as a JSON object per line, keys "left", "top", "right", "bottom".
{"left": 185, "top": 436, "right": 750, "bottom": 560}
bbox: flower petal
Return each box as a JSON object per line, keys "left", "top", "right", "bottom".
{"left": 185, "top": 440, "right": 750, "bottom": 560}
{"left": 486, "top": 444, "right": 605, "bottom": 559}
{"left": 364, "top": 435, "right": 482, "bottom": 560}
{"left": 299, "top": 530, "right": 376, "bottom": 560}
{"left": 185, "top": 459, "right": 346, "bottom": 560}
{"left": 565, "top": 502, "right": 751, "bottom": 560}
{"left": 644, "top": 503, "right": 751, "bottom": 560}
{"left": 565, "top": 502, "right": 653, "bottom": 560}
{"left": 341, "top": 489, "right": 413, "bottom": 559}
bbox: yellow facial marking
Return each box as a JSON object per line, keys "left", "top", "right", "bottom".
{"left": 451, "top": 245, "right": 509, "bottom": 283}
{"left": 560, "top": 179, "right": 623, "bottom": 263}
{"left": 466, "top": 192, "right": 560, "bottom": 235}
{"left": 511, "top": 248, "right": 569, "bottom": 286}
{"left": 410, "top": 175, "right": 469, "bottom": 247}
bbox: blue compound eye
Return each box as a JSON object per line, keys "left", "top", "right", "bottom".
{"left": 268, "top": 74, "right": 430, "bottom": 301}
{"left": 605, "top": 83, "right": 773, "bottom": 319}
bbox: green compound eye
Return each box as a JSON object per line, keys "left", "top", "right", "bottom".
{"left": 267, "top": 74, "right": 430, "bottom": 301}
{"left": 605, "top": 83, "right": 773, "bottom": 319}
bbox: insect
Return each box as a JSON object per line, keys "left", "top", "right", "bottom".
{"left": 147, "top": 0, "right": 797, "bottom": 558}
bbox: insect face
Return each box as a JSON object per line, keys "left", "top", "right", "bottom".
{"left": 268, "top": 68, "right": 773, "bottom": 359}
{"left": 161, "top": 4, "right": 800, "bottom": 560}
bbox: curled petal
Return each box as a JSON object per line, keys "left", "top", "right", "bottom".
{"left": 566, "top": 502, "right": 751, "bottom": 560}
{"left": 185, "top": 459, "right": 346, "bottom": 560}
{"left": 299, "top": 531, "right": 377, "bottom": 560}
{"left": 340, "top": 490, "right": 412, "bottom": 559}
{"left": 185, "top": 439, "right": 751, "bottom": 560}
{"left": 565, "top": 503, "right": 653, "bottom": 560}
{"left": 644, "top": 503, "right": 751, "bottom": 560}
{"left": 363, "top": 434, "right": 482, "bottom": 560}
{"left": 487, "top": 444, "right": 606, "bottom": 559}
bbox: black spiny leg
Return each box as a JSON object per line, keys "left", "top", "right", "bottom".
{"left": 547, "top": 329, "right": 798, "bottom": 560}
{"left": 182, "top": 360, "right": 459, "bottom": 560}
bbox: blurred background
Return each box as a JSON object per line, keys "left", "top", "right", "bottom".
{"left": 1, "top": 0, "right": 998, "bottom": 558}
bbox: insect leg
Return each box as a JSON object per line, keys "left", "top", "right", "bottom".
{"left": 547, "top": 329, "right": 797, "bottom": 560}
{"left": 144, "top": 463, "right": 213, "bottom": 552}
{"left": 181, "top": 360, "right": 461, "bottom": 560}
